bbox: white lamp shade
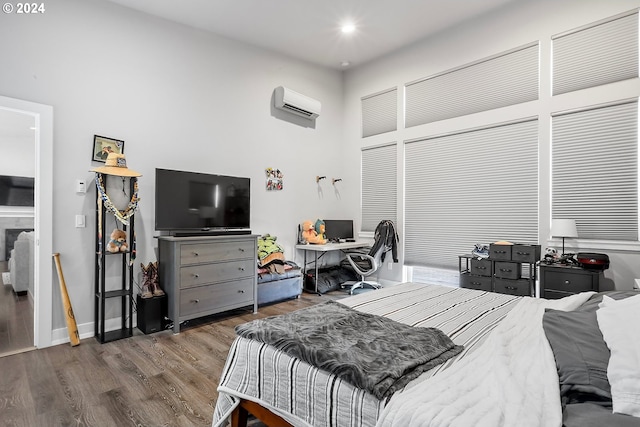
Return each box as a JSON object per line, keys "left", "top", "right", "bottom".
{"left": 551, "top": 219, "right": 578, "bottom": 238}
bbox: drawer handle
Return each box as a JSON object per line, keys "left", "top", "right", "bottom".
{"left": 238, "top": 267, "right": 245, "bottom": 271}
{"left": 476, "top": 266, "right": 486, "bottom": 270}
{"left": 192, "top": 299, "right": 200, "bottom": 303}
{"left": 471, "top": 282, "right": 481, "bottom": 286}
{"left": 500, "top": 269, "right": 512, "bottom": 273}
{"left": 495, "top": 250, "right": 506, "bottom": 254}
{"left": 564, "top": 280, "right": 570, "bottom": 285}
{"left": 517, "top": 252, "right": 529, "bottom": 255}
{"left": 505, "top": 286, "right": 517, "bottom": 291}
{"left": 238, "top": 290, "right": 245, "bottom": 294}
{"left": 192, "top": 251, "right": 199, "bottom": 257}
{"left": 238, "top": 248, "right": 245, "bottom": 252}
{"left": 192, "top": 273, "right": 200, "bottom": 278}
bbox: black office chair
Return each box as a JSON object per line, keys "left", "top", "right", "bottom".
{"left": 342, "top": 220, "right": 398, "bottom": 294}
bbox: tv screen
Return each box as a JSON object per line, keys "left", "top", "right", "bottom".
{"left": 155, "top": 168, "right": 250, "bottom": 234}
{"left": 0, "top": 175, "right": 34, "bottom": 207}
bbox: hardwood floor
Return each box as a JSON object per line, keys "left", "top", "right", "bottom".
{"left": 0, "top": 261, "right": 35, "bottom": 357}
{"left": 0, "top": 290, "right": 347, "bottom": 427}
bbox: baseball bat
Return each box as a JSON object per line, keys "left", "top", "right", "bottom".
{"left": 52, "top": 253, "right": 80, "bottom": 346}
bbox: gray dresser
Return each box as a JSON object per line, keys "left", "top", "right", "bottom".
{"left": 540, "top": 263, "right": 601, "bottom": 299}
{"left": 158, "top": 234, "right": 258, "bottom": 333}
{"left": 459, "top": 243, "right": 541, "bottom": 297}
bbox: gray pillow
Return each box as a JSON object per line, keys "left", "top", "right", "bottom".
{"left": 577, "top": 291, "right": 640, "bottom": 313}
{"left": 564, "top": 403, "right": 640, "bottom": 427}
{"left": 543, "top": 308, "right": 611, "bottom": 404}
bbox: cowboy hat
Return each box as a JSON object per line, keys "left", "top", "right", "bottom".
{"left": 91, "top": 153, "right": 141, "bottom": 177}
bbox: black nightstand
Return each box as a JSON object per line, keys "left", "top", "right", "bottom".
{"left": 540, "top": 264, "right": 602, "bottom": 299}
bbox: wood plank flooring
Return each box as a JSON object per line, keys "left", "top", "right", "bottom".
{"left": 0, "top": 291, "right": 346, "bottom": 427}
{"left": 0, "top": 261, "right": 35, "bottom": 357}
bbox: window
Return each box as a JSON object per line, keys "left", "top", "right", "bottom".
{"left": 405, "top": 43, "right": 539, "bottom": 127}
{"left": 362, "top": 88, "right": 397, "bottom": 138}
{"left": 361, "top": 143, "right": 397, "bottom": 232}
{"left": 553, "top": 11, "right": 638, "bottom": 95}
{"left": 552, "top": 101, "right": 638, "bottom": 241}
{"left": 405, "top": 119, "right": 539, "bottom": 269}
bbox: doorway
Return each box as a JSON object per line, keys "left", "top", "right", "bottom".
{"left": 0, "top": 95, "right": 53, "bottom": 356}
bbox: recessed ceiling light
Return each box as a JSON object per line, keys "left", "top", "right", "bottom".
{"left": 341, "top": 61, "right": 351, "bottom": 67}
{"left": 341, "top": 23, "right": 355, "bottom": 34}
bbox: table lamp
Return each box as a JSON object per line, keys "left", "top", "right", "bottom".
{"left": 551, "top": 219, "right": 578, "bottom": 254}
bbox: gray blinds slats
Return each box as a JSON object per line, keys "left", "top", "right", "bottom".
{"left": 553, "top": 12, "right": 639, "bottom": 95}
{"left": 362, "top": 88, "right": 397, "bottom": 138}
{"left": 361, "top": 143, "right": 397, "bottom": 232}
{"left": 552, "top": 101, "right": 638, "bottom": 240}
{"left": 405, "top": 119, "right": 539, "bottom": 268}
{"left": 405, "top": 43, "right": 539, "bottom": 128}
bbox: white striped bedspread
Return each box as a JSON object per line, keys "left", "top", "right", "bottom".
{"left": 212, "top": 282, "right": 521, "bottom": 427}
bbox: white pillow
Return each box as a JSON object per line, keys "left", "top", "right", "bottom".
{"left": 596, "top": 294, "right": 640, "bottom": 417}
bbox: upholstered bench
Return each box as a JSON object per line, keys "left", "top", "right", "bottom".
{"left": 257, "top": 262, "right": 302, "bottom": 306}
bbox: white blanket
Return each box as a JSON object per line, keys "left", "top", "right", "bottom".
{"left": 377, "top": 292, "right": 594, "bottom": 427}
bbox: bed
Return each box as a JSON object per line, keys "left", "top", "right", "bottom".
{"left": 212, "top": 282, "right": 640, "bottom": 427}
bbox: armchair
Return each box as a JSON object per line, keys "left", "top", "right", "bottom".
{"left": 8, "top": 231, "right": 35, "bottom": 295}
{"left": 342, "top": 220, "right": 399, "bottom": 294}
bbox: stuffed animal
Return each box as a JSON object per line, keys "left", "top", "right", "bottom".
{"left": 107, "top": 228, "right": 128, "bottom": 253}
{"left": 301, "top": 220, "right": 327, "bottom": 244}
{"left": 314, "top": 219, "right": 326, "bottom": 241}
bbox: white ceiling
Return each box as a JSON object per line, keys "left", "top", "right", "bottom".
{"left": 104, "top": 0, "right": 522, "bottom": 70}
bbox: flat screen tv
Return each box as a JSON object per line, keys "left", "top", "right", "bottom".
{"left": 155, "top": 168, "right": 250, "bottom": 235}
{"left": 0, "top": 175, "right": 34, "bottom": 207}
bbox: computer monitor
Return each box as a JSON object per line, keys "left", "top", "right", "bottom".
{"left": 323, "top": 219, "right": 354, "bottom": 241}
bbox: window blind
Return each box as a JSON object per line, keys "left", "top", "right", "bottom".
{"left": 361, "top": 143, "right": 397, "bottom": 232}
{"left": 552, "top": 101, "right": 638, "bottom": 241}
{"left": 553, "top": 11, "right": 638, "bottom": 96}
{"left": 405, "top": 119, "right": 539, "bottom": 268}
{"left": 405, "top": 43, "right": 539, "bottom": 128}
{"left": 362, "top": 88, "right": 397, "bottom": 138}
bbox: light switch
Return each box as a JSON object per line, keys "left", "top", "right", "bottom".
{"left": 75, "top": 214, "right": 86, "bottom": 228}
{"left": 76, "top": 179, "right": 87, "bottom": 193}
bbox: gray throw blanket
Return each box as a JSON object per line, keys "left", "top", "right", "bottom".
{"left": 235, "top": 300, "right": 463, "bottom": 400}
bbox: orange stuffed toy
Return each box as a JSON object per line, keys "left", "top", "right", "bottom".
{"left": 301, "top": 220, "right": 327, "bottom": 244}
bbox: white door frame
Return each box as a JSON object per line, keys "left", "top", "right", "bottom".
{"left": 0, "top": 95, "right": 53, "bottom": 349}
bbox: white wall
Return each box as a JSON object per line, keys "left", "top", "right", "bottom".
{"left": 0, "top": 0, "right": 347, "bottom": 333}
{"left": 0, "top": 137, "right": 35, "bottom": 177}
{"left": 343, "top": 0, "right": 640, "bottom": 289}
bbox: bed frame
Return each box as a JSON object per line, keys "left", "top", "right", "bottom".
{"left": 231, "top": 399, "right": 293, "bottom": 427}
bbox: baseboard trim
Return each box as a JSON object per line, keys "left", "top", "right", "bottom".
{"left": 51, "top": 315, "right": 138, "bottom": 346}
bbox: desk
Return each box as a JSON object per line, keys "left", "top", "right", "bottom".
{"left": 295, "top": 241, "right": 368, "bottom": 293}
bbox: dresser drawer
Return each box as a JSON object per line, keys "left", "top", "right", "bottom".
{"left": 460, "top": 273, "right": 492, "bottom": 292}
{"left": 494, "top": 278, "right": 531, "bottom": 296}
{"left": 470, "top": 258, "right": 492, "bottom": 277}
{"left": 543, "top": 269, "right": 597, "bottom": 294}
{"left": 180, "top": 278, "right": 254, "bottom": 316}
{"left": 489, "top": 244, "right": 512, "bottom": 261}
{"left": 511, "top": 245, "right": 541, "bottom": 264}
{"left": 180, "top": 258, "right": 255, "bottom": 288}
{"left": 180, "top": 240, "right": 254, "bottom": 265}
{"left": 494, "top": 261, "right": 522, "bottom": 280}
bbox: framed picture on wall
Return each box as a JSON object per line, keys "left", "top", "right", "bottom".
{"left": 92, "top": 135, "right": 124, "bottom": 163}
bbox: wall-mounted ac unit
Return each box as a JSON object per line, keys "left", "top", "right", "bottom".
{"left": 274, "top": 86, "right": 321, "bottom": 119}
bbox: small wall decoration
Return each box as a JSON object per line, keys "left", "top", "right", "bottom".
{"left": 265, "top": 167, "right": 283, "bottom": 191}
{"left": 93, "top": 135, "right": 124, "bottom": 163}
